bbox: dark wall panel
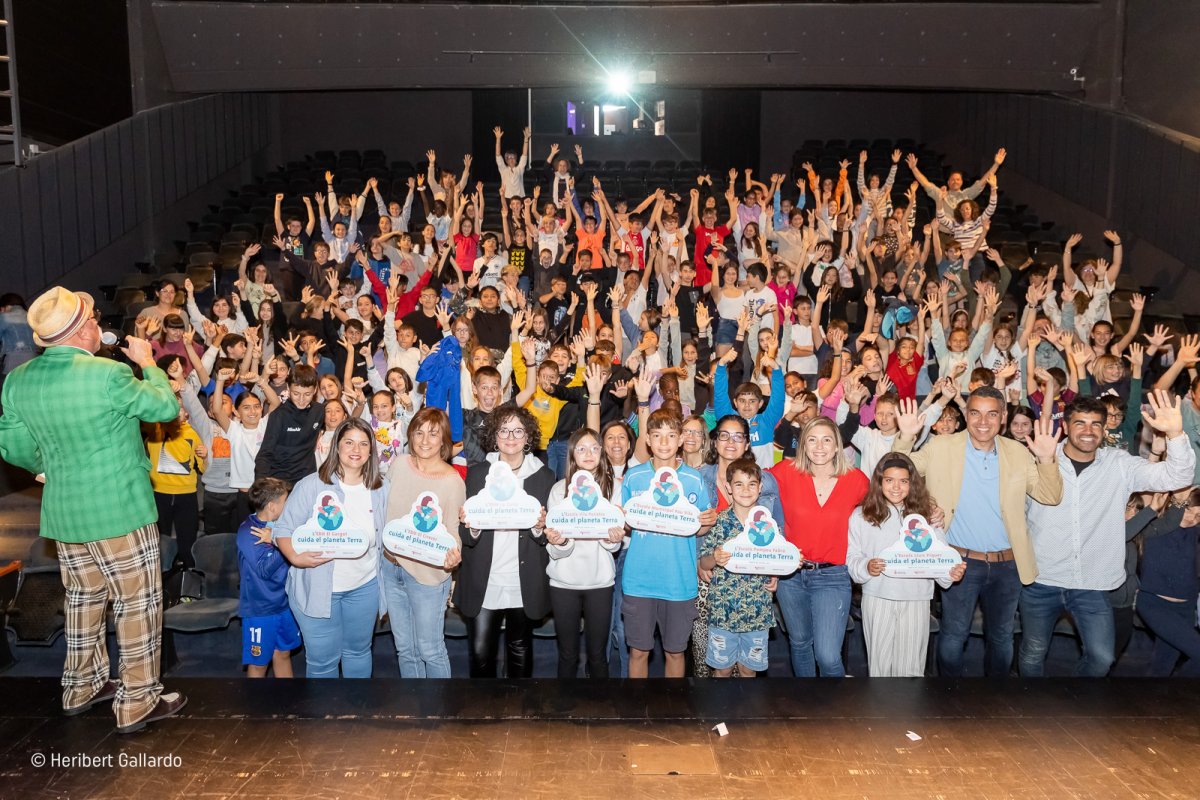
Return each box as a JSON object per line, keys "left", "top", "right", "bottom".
{"left": 932, "top": 92, "right": 1198, "bottom": 268}
{"left": 0, "top": 94, "right": 273, "bottom": 298}
{"left": 150, "top": 2, "right": 1099, "bottom": 94}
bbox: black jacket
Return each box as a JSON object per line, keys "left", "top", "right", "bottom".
{"left": 253, "top": 399, "right": 324, "bottom": 486}
{"left": 453, "top": 458, "right": 556, "bottom": 619}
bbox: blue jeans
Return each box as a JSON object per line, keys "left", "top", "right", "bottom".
{"left": 775, "top": 565, "right": 851, "bottom": 677}
{"left": 1018, "top": 583, "right": 1115, "bottom": 677}
{"left": 937, "top": 559, "right": 1020, "bottom": 677}
{"left": 607, "top": 548, "right": 630, "bottom": 677}
{"left": 289, "top": 578, "right": 379, "bottom": 678}
{"left": 546, "top": 439, "right": 569, "bottom": 481}
{"left": 380, "top": 559, "right": 452, "bottom": 678}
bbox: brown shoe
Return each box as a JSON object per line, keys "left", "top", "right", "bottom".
{"left": 115, "top": 691, "right": 188, "bottom": 734}
{"left": 63, "top": 680, "right": 119, "bottom": 717}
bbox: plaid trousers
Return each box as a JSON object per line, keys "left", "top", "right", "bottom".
{"left": 56, "top": 524, "right": 163, "bottom": 728}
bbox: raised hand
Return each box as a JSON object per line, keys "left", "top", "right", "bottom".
{"left": 634, "top": 371, "right": 654, "bottom": 402}
{"left": 1142, "top": 389, "right": 1184, "bottom": 439}
{"left": 1065, "top": 232, "right": 1083, "bottom": 250}
{"left": 1177, "top": 334, "right": 1200, "bottom": 366}
{"left": 895, "top": 398, "right": 927, "bottom": 439}
{"left": 1027, "top": 398, "right": 1062, "bottom": 462}
{"left": 1127, "top": 342, "right": 1145, "bottom": 372}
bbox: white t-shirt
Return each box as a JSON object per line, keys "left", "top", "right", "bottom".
{"left": 473, "top": 254, "right": 507, "bottom": 289}
{"left": 745, "top": 286, "right": 776, "bottom": 329}
{"left": 788, "top": 323, "right": 820, "bottom": 376}
{"left": 331, "top": 482, "right": 379, "bottom": 593}
{"left": 626, "top": 284, "right": 648, "bottom": 326}
{"left": 227, "top": 415, "right": 269, "bottom": 490}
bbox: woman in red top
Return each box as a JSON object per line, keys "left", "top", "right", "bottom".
{"left": 770, "top": 417, "right": 869, "bottom": 677}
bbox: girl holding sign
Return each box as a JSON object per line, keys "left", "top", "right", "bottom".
{"left": 847, "top": 454, "right": 965, "bottom": 677}
{"left": 456, "top": 406, "right": 556, "bottom": 678}
{"left": 272, "top": 418, "right": 389, "bottom": 679}
{"left": 543, "top": 428, "right": 625, "bottom": 678}
{"left": 382, "top": 407, "right": 464, "bottom": 678}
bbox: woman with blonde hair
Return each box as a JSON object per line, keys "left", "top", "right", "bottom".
{"left": 769, "top": 416, "right": 869, "bottom": 677}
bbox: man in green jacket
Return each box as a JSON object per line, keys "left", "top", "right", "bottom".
{"left": 0, "top": 287, "right": 187, "bottom": 733}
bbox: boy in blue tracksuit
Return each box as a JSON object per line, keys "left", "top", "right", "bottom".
{"left": 237, "top": 477, "right": 300, "bottom": 677}
{"left": 714, "top": 351, "right": 785, "bottom": 468}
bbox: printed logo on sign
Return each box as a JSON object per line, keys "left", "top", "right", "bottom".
{"left": 723, "top": 506, "right": 800, "bottom": 575}
{"left": 291, "top": 494, "right": 371, "bottom": 559}
{"left": 316, "top": 494, "right": 345, "bottom": 531}
{"left": 546, "top": 472, "right": 625, "bottom": 539}
{"left": 569, "top": 472, "right": 600, "bottom": 511}
{"left": 624, "top": 467, "right": 701, "bottom": 537}
{"left": 902, "top": 516, "right": 934, "bottom": 552}
{"left": 384, "top": 492, "right": 457, "bottom": 566}
{"left": 461, "top": 461, "right": 542, "bottom": 530}
{"left": 881, "top": 513, "right": 962, "bottom": 579}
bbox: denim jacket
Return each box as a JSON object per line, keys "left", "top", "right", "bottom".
{"left": 272, "top": 471, "right": 390, "bottom": 619}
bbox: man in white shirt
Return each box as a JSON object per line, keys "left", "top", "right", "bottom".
{"left": 494, "top": 126, "right": 531, "bottom": 198}
{"left": 1022, "top": 391, "right": 1195, "bottom": 677}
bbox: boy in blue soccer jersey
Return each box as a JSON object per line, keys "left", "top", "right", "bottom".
{"left": 237, "top": 477, "right": 300, "bottom": 678}
{"left": 620, "top": 408, "right": 716, "bottom": 678}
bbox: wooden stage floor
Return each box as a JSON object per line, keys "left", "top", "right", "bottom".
{"left": 2, "top": 677, "right": 1198, "bottom": 799}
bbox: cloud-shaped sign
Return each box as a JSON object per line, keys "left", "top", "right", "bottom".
{"left": 722, "top": 506, "right": 801, "bottom": 575}
{"left": 462, "top": 460, "right": 542, "bottom": 530}
{"left": 624, "top": 466, "right": 702, "bottom": 536}
{"left": 881, "top": 513, "right": 962, "bottom": 579}
{"left": 291, "top": 492, "right": 372, "bottom": 558}
{"left": 546, "top": 471, "right": 625, "bottom": 538}
{"left": 383, "top": 491, "right": 457, "bottom": 567}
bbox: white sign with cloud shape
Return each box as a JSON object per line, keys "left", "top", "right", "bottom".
{"left": 291, "top": 492, "right": 372, "bottom": 558}
{"left": 623, "top": 467, "right": 702, "bottom": 536}
{"left": 383, "top": 492, "right": 457, "bottom": 566}
{"left": 722, "top": 506, "right": 801, "bottom": 575}
{"left": 462, "top": 460, "right": 542, "bottom": 530}
{"left": 881, "top": 513, "right": 962, "bottom": 579}
{"left": 546, "top": 472, "right": 625, "bottom": 539}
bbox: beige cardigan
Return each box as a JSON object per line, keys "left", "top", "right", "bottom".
{"left": 384, "top": 456, "right": 466, "bottom": 585}
{"left": 894, "top": 431, "right": 1063, "bottom": 585}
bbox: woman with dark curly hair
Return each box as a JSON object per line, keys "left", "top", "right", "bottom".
{"left": 455, "top": 405, "right": 556, "bottom": 677}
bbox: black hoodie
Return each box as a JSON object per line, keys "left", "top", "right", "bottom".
{"left": 253, "top": 399, "right": 325, "bottom": 486}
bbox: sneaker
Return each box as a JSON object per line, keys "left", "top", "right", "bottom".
{"left": 63, "top": 680, "right": 118, "bottom": 717}
{"left": 116, "top": 691, "right": 188, "bottom": 734}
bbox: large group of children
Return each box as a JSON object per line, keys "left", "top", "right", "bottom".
{"left": 59, "top": 131, "right": 1200, "bottom": 679}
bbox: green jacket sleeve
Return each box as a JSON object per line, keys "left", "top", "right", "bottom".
{"left": 0, "top": 393, "right": 43, "bottom": 474}
{"left": 107, "top": 363, "right": 180, "bottom": 423}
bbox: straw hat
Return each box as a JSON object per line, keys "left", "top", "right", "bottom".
{"left": 28, "top": 286, "right": 95, "bottom": 347}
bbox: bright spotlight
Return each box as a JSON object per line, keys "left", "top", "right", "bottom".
{"left": 606, "top": 70, "right": 632, "bottom": 96}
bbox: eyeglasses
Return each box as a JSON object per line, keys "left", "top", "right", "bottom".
{"left": 497, "top": 428, "right": 527, "bottom": 440}
{"left": 717, "top": 432, "right": 748, "bottom": 443}
{"left": 681, "top": 429, "right": 704, "bottom": 438}
{"left": 573, "top": 445, "right": 602, "bottom": 455}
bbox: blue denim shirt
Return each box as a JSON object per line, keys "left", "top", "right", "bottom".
{"left": 0, "top": 308, "right": 35, "bottom": 373}
{"left": 272, "top": 471, "right": 390, "bottom": 619}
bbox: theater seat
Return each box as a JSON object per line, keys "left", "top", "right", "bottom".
{"left": 163, "top": 534, "right": 239, "bottom": 635}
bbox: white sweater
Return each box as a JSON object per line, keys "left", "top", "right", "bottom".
{"left": 847, "top": 506, "right": 955, "bottom": 601}
{"left": 544, "top": 476, "right": 623, "bottom": 590}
